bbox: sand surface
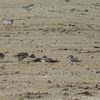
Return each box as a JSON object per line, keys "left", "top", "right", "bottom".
{"left": 0, "top": 0, "right": 100, "bottom": 100}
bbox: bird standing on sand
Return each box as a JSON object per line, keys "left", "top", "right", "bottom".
{"left": 0, "top": 53, "right": 5, "bottom": 61}
{"left": 3, "top": 17, "right": 14, "bottom": 25}
{"left": 23, "top": 4, "right": 34, "bottom": 13}
{"left": 68, "top": 55, "right": 81, "bottom": 64}
{"left": 14, "top": 52, "right": 28, "bottom": 62}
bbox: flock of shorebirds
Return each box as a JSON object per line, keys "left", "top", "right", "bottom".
{"left": 0, "top": 52, "right": 81, "bottom": 64}
{"left": 1, "top": 3, "right": 82, "bottom": 65}
{"left": 14, "top": 52, "right": 59, "bottom": 63}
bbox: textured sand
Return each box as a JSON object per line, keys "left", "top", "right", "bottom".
{"left": 0, "top": 0, "right": 100, "bottom": 100}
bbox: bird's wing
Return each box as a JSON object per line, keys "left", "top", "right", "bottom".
{"left": 33, "top": 58, "right": 41, "bottom": 62}
{"left": 71, "top": 57, "right": 81, "bottom": 62}
{"left": 45, "top": 58, "right": 59, "bottom": 63}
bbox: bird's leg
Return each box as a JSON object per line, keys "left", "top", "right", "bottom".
{"left": 18, "top": 58, "right": 22, "bottom": 62}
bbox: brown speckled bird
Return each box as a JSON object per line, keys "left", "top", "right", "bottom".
{"left": 68, "top": 55, "right": 81, "bottom": 64}
{"left": 14, "top": 52, "right": 28, "bottom": 62}
{"left": 33, "top": 56, "right": 59, "bottom": 63}
{"left": 23, "top": 4, "right": 34, "bottom": 13}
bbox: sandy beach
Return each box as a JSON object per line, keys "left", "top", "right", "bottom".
{"left": 0, "top": 0, "right": 100, "bottom": 100}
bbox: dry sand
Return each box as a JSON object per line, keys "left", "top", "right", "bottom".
{"left": 0, "top": 0, "right": 100, "bottom": 100}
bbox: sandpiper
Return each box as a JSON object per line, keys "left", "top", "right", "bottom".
{"left": 42, "top": 56, "right": 59, "bottom": 63}
{"left": 14, "top": 52, "right": 28, "bottom": 62}
{"left": 68, "top": 55, "right": 81, "bottom": 64}
{"left": 3, "top": 17, "right": 14, "bottom": 25}
{"left": 33, "top": 56, "right": 59, "bottom": 63}
{"left": 0, "top": 53, "right": 5, "bottom": 61}
{"left": 23, "top": 4, "right": 34, "bottom": 13}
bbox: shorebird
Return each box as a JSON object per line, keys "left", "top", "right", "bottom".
{"left": 0, "top": 53, "right": 5, "bottom": 61}
{"left": 33, "top": 56, "right": 59, "bottom": 63}
{"left": 23, "top": 4, "right": 34, "bottom": 13}
{"left": 68, "top": 55, "right": 81, "bottom": 64}
{"left": 14, "top": 52, "right": 28, "bottom": 62}
{"left": 3, "top": 17, "right": 14, "bottom": 25}
{"left": 42, "top": 56, "right": 59, "bottom": 63}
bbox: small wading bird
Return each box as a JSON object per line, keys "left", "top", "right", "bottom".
{"left": 3, "top": 17, "right": 14, "bottom": 25}
{"left": 23, "top": 4, "right": 34, "bottom": 13}
{"left": 0, "top": 53, "right": 5, "bottom": 61}
{"left": 33, "top": 56, "right": 59, "bottom": 63}
{"left": 68, "top": 55, "right": 81, "bottom": 64}
{"left": 14, "top": 52, "right": 28, "bottom": 62}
